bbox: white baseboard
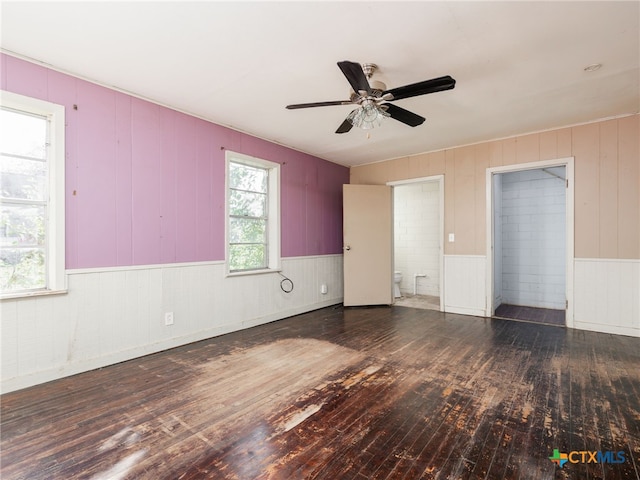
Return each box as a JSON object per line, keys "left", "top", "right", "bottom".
{"left": 572, "top": 321, "right": 638, "bottom": 338}
{"left": 444, "top": 306, "right": 486, "bottom": 317}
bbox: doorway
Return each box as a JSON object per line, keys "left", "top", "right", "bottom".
{"left": 486, "top": 159, "right": 574, "bottom": 327}
{"left": 389, "top": 176, "right": 444, "bottom": 312}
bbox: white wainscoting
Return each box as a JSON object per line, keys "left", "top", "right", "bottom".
{"left": 1, "top": 255, "right": 343, "bottom": 393}
{"left": 444, "top": 255, "right": 486, "bottom": 316}
{"left": 574, "top": 258, "right": 640, "bottom": 337}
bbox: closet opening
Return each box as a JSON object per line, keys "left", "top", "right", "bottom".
{"left": 487, "top": 159, "right": 574, "bottom": 327}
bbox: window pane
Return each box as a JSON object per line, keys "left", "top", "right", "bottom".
{"left": 229, "top": 189, "right": 266, "bottom": 217}
{"left": 229, "top": 162, "right": 267, "bottom": 193}
{"left": 1, "top": 155, "right": 47, "bottom": 201}
{"left": 0, "top": 247, "right": 46, "bottom": 291}
{"left": 1, "top": 204, "right": 46, "bottom": 248}
{"left": 0, "top": 108, "right": 47, "bottom": 159}
{"left": 229, "top": 217, "right": 266, "bottom": 244}
{"left": 229, "top": 244, "right": 266, "bottom": 271}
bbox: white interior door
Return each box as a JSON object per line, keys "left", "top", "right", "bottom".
{"left": 343, "top": 184, "right": 393, "bottom": 306}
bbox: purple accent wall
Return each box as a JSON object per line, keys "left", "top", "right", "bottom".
{"left": 1, "top": 54, "right": 349, "bottom": 268}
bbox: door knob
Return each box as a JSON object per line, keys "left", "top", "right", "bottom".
{"left": 344, "top": 245, "right": 351, "bottom": 251}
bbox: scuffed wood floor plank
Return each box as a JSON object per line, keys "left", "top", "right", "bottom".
{"left": 1, "top": 306, "right": 639, "bottom": 479}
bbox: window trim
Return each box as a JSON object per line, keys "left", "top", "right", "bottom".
{"left": 225, "top": 151, "right": 280, "bottom": 276}
{"left": 1, "top": 91, "right": 66, "bottom": 298}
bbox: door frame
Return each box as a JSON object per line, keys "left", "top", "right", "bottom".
{"left": 387, "top": 175, "right": 445, "bottom": 312}
{"left": 485, "top": 157, "right": 575, "bottom": 327}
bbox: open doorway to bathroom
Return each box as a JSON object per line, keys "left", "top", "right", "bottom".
{"left": 488, "top": 159, "right": 574, "bottom": 327}
{"left": 390, "top": 176, "right": 444, "bottom": 311}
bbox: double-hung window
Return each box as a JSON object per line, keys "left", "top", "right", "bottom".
{"left": 226, "top": 151, "right": 280, "bottom": 274}
{"left": 0, "top": 91, "right": 65, "bottom": 296}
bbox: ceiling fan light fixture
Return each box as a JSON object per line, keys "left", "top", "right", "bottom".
{"left": 347, "top": 102, "right": 390, "bottom": 130}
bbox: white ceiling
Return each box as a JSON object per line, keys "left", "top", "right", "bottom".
{"left": 1, "top": 1, "right": 638, "bottom": 167}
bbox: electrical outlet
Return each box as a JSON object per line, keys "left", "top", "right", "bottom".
{"left": 321, "top": 284, "right": 328, "bottom": 294}
{"left": 164, "top": 312, "right": 174, "bottom": 326}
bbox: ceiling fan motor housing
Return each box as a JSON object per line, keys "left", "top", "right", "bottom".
{"left": 350, "top": 63, "right": 386, "bottom": 100}
{"left": 369, "top": 80, "right": 387, "bottom": 96}
{"left": 350, "top": 80, "right": 388, "bottom": 102}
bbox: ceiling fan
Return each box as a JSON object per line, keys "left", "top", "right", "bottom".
{"left": 286, "top": 61, "right": 456, "bottom": 134}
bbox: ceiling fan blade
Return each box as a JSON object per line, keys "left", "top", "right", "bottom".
{"left": 383, "top": 103, "right": 426, "bottom": 127}
{"left": 337, "top": 61, "right": 371, "bottom": 95}
{"left": 336, "top": 115, "right": 355, "bottom": 134}
{"left": 383, "top": 75, "right": 456, "bottom": 101}
{"left": 286, "top": 100, "right": 352, "bottom": 109}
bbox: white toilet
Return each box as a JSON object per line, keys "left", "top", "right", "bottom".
{"left": 394, "top": 271, "right": 402, "bottom": 298}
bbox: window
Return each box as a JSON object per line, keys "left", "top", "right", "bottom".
{"left": 0, "top": 91, "right": 65, "bottom": 296}
{"left": 226, "top": 151, "right": 280, "bottom": 274}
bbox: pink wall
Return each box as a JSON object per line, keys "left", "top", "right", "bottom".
{"left": 1, "top": 54, "right": 348, "bottom": 268}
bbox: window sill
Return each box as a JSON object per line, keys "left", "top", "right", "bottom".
{"left": 225, "top": 267, "right": 281, "bottom": 278}
{"left": 1, "top": 289, "right": 68, "bottom": 301}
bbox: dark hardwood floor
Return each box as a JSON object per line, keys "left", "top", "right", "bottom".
{"left": 494, "top": 304, "right": 566, "bottom": 326}
{"left": 1, "top": 305, "right": 639, "bottom": 479}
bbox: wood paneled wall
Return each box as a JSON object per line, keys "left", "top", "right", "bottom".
{"left": 1, "top": 53, "right": 349, "bottom": 269}
{"left": 351, "top": 115, "right": 639, "bottom": 259}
